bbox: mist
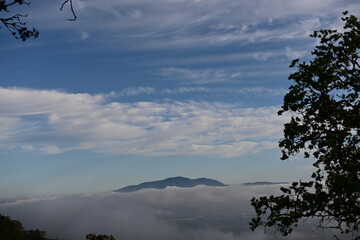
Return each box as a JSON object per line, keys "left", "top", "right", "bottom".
{"left": 0, "top": 185, "right": 336, "bottom": 240}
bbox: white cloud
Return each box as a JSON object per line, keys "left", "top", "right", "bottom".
{"left": 161, "top": 87, "right": 210, "bottom": 94}
{"left": 40, "top": 145, "right": 64, "bottom": 155}
{"left": 0, "top": 87, "right": 287, "bottom": 158}
{"left": 80, "top": 31, "right": 90, "bottom": 40}
{"left": 156, "top": 68, "right": 242, "bottom": 84}
{"left": 117, "top": 86, "right": 287, "bottom": 96}
{"left": 285, "top": 46, "right": 308, "bottom": 60}
{"left": 253, "top": 52, "right": 279, "bottom": 62}
{"left": 118, "top": 87, "right": 156, "bottom": 96}
{"left": 20, "top": 145, "right": 35, "bottom": 151}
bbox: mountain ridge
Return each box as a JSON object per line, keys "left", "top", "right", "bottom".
{"left": 114, "top": 176, "right": 227, "bottom": 193}
{"left": 243, "top": 181, "right": 289, "bottom": 186}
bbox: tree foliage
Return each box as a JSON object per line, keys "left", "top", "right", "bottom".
{"left": 0, "top": 214, "right": 57, "bottom": 240}
{"left": 250, "top": 12, "right": 360, "bottom": 240}
{"left": 86, "top": 233, "right": 116, "bottom": 240}
{"left": 0, "top": 214, "right": 119, "bottom": 240}
{"left": 0, "top": 214, "right": 26, "bottom": 240}
{"left": 0, "top": 0, "right": 76, "bottom": 41}
{"left": 0, "top": 0, "right": 39, "bottom": 41}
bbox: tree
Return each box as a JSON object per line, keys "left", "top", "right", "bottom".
{"left": 25, "top": 229, "right": 56, "bottom": 240}
{"left": 0, "top": 214, "right": 58, "bottom": 240}
{"left": 250, "top": 12, "right": 359, "bottom": 240}
{"left": 0, "top": 214, "right": 26, "bottom": 240}
{"left": 0, "top": 0, "right": 76, "bottom": 41}
{"left": 86, "top": 233, "right": 116, "bottom": 240}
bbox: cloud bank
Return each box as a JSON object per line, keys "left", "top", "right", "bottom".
{"left": 0, "top": 185, "right": 339, "bottom": 240}
{"left": 0, "top": 87, "right": 287, "bottom": 157}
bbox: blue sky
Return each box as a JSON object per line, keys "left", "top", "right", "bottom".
{"left": 1, "top": 0, "right": 359, "bottom": 198}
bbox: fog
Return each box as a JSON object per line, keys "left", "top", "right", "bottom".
{"left": 0, "top": 185, "right": 336, "bottom": 240}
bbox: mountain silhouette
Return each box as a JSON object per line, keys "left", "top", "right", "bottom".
{"left": 243, "top": 181, "right": 289, "bottom": 186}
{"left": 114, "top": 176, "right": 227, "bottom": 193}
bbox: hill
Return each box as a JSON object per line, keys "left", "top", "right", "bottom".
{"left": 114, "top": 176, "right": 227, "bottom": 193}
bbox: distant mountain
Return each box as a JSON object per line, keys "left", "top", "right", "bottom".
{"left": 114, "top": 177, "right": 227, "bottom": 193}
{"left": 243, "top": 181, "right": 289, "bottom": 186}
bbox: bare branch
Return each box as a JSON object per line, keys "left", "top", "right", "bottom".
{"left": 60, "top": 0, "right": 77, "bottom": 21}
{"left": 1, "top": 0, "right": 77, "bottom": 41}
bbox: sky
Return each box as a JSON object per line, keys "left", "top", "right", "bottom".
{"left": 1, "top": 0, "right": 360, "bottom": 198}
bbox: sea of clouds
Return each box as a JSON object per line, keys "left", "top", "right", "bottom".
{"left": 0, "top": 184, "right": 338, "bottom": 240}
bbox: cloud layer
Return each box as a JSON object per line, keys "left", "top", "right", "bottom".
{"left": 29, "top": 0, "right": 359, "bottom": 50}
{"left": 0, "top": 87, "right": 286, "bottom": 157}
{"left": 0, "top": 185, "right": 339, "bottom": 240}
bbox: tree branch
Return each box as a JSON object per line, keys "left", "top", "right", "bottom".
{"left": 60, "top": 0, "right": 77, "bottom": 21}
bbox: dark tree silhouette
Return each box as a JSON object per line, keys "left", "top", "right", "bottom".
{"left": 86, "top": 233, "right": 116, "bottom": 240}
{"left": 24, "top": 229, "right": 57, "bottom": 240}
{"left": 0, "top": 214, "right": 26, "bottom": 240}
{"left": 0, "top": 0, "right": 76, "bottom": 41}
{"left": 0, "top": 214, "right": 120, "bottom": 240}
{"left": 0, "top": 214, "right": 57, "bottom": 240}
{"left": 250, "top": 12, "right": 360, "bottom": 240}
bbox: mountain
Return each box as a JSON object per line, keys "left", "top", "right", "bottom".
{"left": 114, "top": 177, "right": 227, "bottom": 193}
{"left": 243, "top": 181, "right": 289, "bottom": 186}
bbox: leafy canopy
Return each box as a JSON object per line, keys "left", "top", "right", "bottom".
{"left": 250, "top": 12, "right": 360, "bottom": 240}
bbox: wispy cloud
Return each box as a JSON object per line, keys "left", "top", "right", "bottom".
{"left": 80, "top": 31, "right": 90, "bottom": 40}
{"left": 28, "top": 0, "right": 359, "bottom": 49}
{"left": 156, "top": 68, "right": 242, "bottom": 84}
{"left": 285, "top": 46, "right": 307, "bottom": 60}
{"left": 0, "top": 87, "right": 287, "bottom": 157}
{"left": 118, "top": 87, "right": 156, "bottom": 96}
{"left": 117, "top": 86, "right": 287, "bottom": 97}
